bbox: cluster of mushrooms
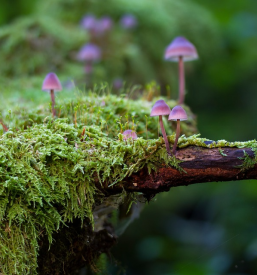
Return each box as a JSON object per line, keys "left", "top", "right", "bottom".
{"left": 41, "top": 36, "right": 198, "bottom": 157}
{"left": 123, "top": 36, "right": 198, "bottom": 156}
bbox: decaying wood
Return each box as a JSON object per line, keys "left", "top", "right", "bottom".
{"left": 107, "top": 146, "right": 256, "bottom": 195}
{"left": 37, "top": 146, "right": 257, "bottom": 274}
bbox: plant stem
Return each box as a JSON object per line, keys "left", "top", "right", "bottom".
{"left": 159, "top": 115, "right": 171, "bottom": 155}
{"left": 0, "top": 119, "right": 8, "bottom": 132}
{"left": 50, "top": 89, "right": 56, "bottom": 117}
{"left": 178, "top": 56, "right": 185, "bottom": 104}
{"left": 173, "top": 119, "right": 180, "bottom": 155}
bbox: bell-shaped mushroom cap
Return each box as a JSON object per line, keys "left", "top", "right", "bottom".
{"left": 120, "top": 14, "right": 137, "bottom": 29}
{"left": 122, "top": 130, "right": 137, "bottom": 140}
{"left": 77, "top": 43, "right": 101, "bottom": 62}
{"left": 99, "top": 16, "right": 113, "bottom": 32}
{"left": 80, "top": 14, "right": 96, "bottom": 30}
{"left": 164, "top": 36, "right": 198, "bottom": 62}
{"left": 42, "top": 72, "right": 62, "bottom": 91}
{"left": 150, "top": 100, "right": 171, "bottom": 117}
{"left": 168, "top": 106, "right": 188, "bottom": 121}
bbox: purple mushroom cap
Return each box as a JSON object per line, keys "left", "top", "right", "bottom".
{"left": 168, "top": 106, "right": 188, "bottom": 121}
{"left": 99, "top": 16, "right": 113, "bottom": 32}
{"left": 113, "top": 78, "right": 123, "bottom": 90}
{"left": 77, "top": 43, "right": 101, "bottom": 62}
{"left": 122, "top": 129, "right": 138, "bottom": 140}
{"left": 164, "top": 36, "right": 198, "bottom": 62}
{"left": 150, "top": 100, "right": 171, "bottom": 117}
{"left": 92, "top": 18, "right": 112, "bottom": 37}
{"left": 80, "top": 14, "right": 97, "bottom": 31}
{"left": 120, "top": 14, "right": 137, "bottom": 29}
{"left": 42, "top": 72, "right": 62, "bottom": 91}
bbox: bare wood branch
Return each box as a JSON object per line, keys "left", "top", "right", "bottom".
{"left": 105, "top": 146, "right": 256, "bottom": 194}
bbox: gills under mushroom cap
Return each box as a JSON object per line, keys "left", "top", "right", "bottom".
{"left": 164, "top": 36, "right": 198, "bottom": 62}
{"left": 168, "top": 105, "right": 188, "bottom": 121}
{"left": 150, "top": 100, "right": 171, "bottom": 116}
{"left": 42, "top": 72, "right": 62, "bottom": 91}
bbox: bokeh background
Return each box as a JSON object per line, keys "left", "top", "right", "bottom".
{"left": 1, "top": 0, "right": 257, "bottom": 274}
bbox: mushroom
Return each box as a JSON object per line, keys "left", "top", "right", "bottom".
{"left": 150, "top": 100, "right": 171, "bottom": 155}
{"left": 80, "top": 14, "right": 96, "bottom": 31}
{"left": 77, "top": 43, "right": 101, "bottom": 64}
{"left": 122, "top": 129, "right": 137, "bottom": 140}
{"left": 120, "top": 14, "right": 138, "bottom": 29}
{"left": 42, "top": 72, "right": 62, "bottom": 117}
{"left": 168, "top": 105, "right": 188, "bottom": 155}
{"left": 98, "top": 16, "right": 113, "bottom": 33}
{"left": 77, "top": 43, "right": 101, "bottom": 83}
{"left": 164, "top": 36, "right": 198, "bottom": 105}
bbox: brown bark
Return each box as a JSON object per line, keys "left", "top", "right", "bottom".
{"left": 106, "top": 146, "right": 256, "bottom": 195}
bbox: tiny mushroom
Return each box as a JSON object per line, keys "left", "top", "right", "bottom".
{"left": 150, "top": 100, "right": 171, "bottom": 155}
{"left": 120, "top": 14, "right": 138, "bottom": 29}
{"left": 42, "top": 72, "right": 62, "bottom": 117}
{"left": 122, "top": 129, "right": 137, "bottom": 141}
{"left": 164, "top": 36, "right": 198, "bottom": 104}
{"left": 168, "top": 105, "right": 188, "bottom": 155}
{"left": 98, "top": 16, "right": 113, "bottom": 33}
{"left": 77, "top": 43, "right": 101, "bottom": 63}
{"left": 80, "top": 14, "right": 96, "bottom": 31}
{"left": 77, "top": 43, "right": 101, "bottom": 75}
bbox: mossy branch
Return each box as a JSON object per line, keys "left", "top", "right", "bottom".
{"left": 1, "top": 117, "right": 257, "bottom": 274}
{"left": 108, "top": 146, "right": 257, "bottom": 195}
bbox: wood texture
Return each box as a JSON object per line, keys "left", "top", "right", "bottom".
{"left": 107, "top": 146, "right": 256, "bottom": 194}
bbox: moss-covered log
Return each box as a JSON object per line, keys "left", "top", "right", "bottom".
{"left": 36, "top": 144, "right": 257, "bottom": 274}
{"left": 0, "top": 114, "right": 256, "bottom": 274}
{"left": 108, "top": 146, "right": 257, "bottom": 195}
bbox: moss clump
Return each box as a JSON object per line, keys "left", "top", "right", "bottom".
{"left": 0, "top": 88, "right": 198, "bottom": 139}
{"left": 1, "top": 87, "right": 256, "bottom": 274}
{"left": 1, "top": 118, "right": 257, "bottom": 273}
{"left": 0, "top": 114, "right": 187, "bottom": 274}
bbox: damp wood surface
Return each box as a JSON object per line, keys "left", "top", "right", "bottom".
{"left": 106, "top": 146, "right": 257, "bottom": 194}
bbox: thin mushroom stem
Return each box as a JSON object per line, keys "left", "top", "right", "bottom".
{"left": 173, "top": 119, "right": 180, "bottom": 155}
{"left": 159, "top": 115, "right": 171, "bottom": 155}
{"left": 85, "top": 61, "right": 93, "bottom": 86}
{"left": 178, "top": 56, "right": 185, "bottom": 104}
{"left": 50, "top": 89, "right": 56, "bottom": 117}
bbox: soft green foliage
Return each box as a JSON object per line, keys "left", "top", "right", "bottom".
{"left": 0, "top": 16, "right": 85, "bottom": 76}
{"left": 0, "top": 0, "right": 219, "bottom": 88}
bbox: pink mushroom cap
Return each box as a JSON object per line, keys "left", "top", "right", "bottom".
{"left": 77, "top": 43, "right": 101, "bottom": 62}
{"left": 99, "top": 16, "right": 113, "bottom": 32}
{"left": 164, "top": 36, "right": 198, "bottom": 62}
{"left": 122, "top": 130, "right": 137, "bottom": 140}
{"left": 120, "top": 14, "right": 137, "bottom": 29}
{"left": 150, "top": 100, "right": 171, "bottom": 117}
{"left": 80, "top": 14, "right": 96, "bottom": 30}
{"left": 168, "top": 106, "right": 188, "bottom": 121}
{"left": 42, "top": 72, "right": 62, "bottom": 91}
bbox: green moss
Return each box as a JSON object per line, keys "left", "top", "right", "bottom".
{"left": 0, "top": 116, "right": 185, "bottom": 274}
{"left": 218, "top": 148, "right": 228, "bottom": 156}
{"left": 0, "top": 88, "right": 256, "bottom": 274}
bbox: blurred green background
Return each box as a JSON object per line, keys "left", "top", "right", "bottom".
{"left": 1, "top": 0, "right": 257, "bottom": 274}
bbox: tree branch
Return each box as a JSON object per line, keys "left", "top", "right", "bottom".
{"left": 106, "top": 146, "right": 256, "bottom": 194}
